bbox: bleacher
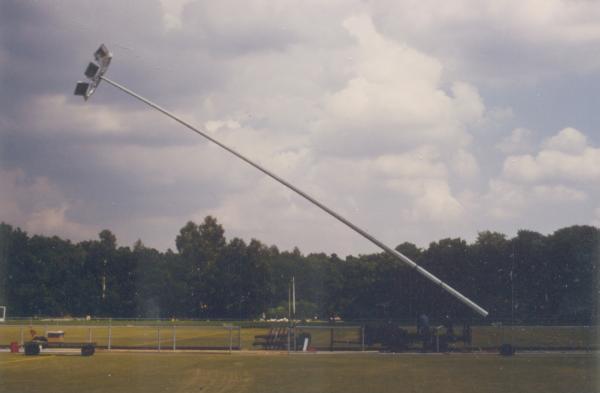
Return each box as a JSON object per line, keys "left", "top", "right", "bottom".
{"left": 253, "top": 327, "right": 289, "bottom": 349}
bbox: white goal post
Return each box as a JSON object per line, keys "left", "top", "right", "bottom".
{"left": 0, "top": 306, "right": 6, "bottom": 322}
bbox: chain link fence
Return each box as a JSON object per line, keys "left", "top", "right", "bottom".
{"left": 0, "top": 319, "right": 241, "bottom": 351}
{"left": 0, "top": 317, "right": 597, "bottom": 352}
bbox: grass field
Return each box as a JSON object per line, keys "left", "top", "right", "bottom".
{"left": 0, "top": 351, "right": 597, "bottom": 393}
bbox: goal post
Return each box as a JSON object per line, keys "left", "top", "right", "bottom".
{"left": 0, "top": 306, "right": 6, "bottom": 322}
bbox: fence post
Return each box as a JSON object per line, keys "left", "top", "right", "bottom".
{"left": 293, "top": 325, "right": 297, "bottom": 352}
{"left": 228, "top": 326, "right": 233, "bottom": 353}
{"left": 361, "top": 325, "right": 365, "bottom": 352}
{"left": 108, "top": 319, "right": 112, "bottom": 351}
{"left": 238, "top": 326, "right": 241, "bottom": 350}
{"left": 173, "top": 325, "right": 176, "bottom": 351}
{"left": 158, "top": 326, "right": 161, "bottom": 352}
{"left": 20, "top": 327, "right": 24, "bottom": 345}
{"left": 330, "top": 328, "right": 334, "bottom": 352}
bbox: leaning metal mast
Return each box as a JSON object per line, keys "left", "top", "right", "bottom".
{"left": 74, "top": 44, "right": 489, "bottom": 318}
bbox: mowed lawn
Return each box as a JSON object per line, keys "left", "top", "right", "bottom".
{"left": 0, "top": 351, "right": 596, "bottom": 393}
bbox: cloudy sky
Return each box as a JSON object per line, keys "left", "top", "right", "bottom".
{"left": 1, "top": 0, "right": 600, "bottom": 255}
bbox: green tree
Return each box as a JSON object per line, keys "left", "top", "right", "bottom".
{"left": 510, "top": 230, "right": 549, "bottom": 322}
{"left": 470, "top": 231, "right": 511, "bottom": 318}
{"left": 546, "top": 226, "right": 599, "bottom": 323}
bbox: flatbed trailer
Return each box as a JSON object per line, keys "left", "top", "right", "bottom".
{"left": 24, "top": 337, "right": 96, "bottom": 356}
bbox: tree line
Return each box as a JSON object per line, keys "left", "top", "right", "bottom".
{"left": 0, "top": 217, "right": 598, "bottom": 324}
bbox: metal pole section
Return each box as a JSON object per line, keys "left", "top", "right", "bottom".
{"left": 288, "top": 284, "right": 291, "bottom": 353}
{"left": 229, "top": 326, "right": 233, "bottom": 353}
{"left": 108, "top": 319, "right": 112, "bottom": 351}
{"left": 99, "top": 75, "right": 488, "bottom": 318}
{"left": 510, "top": 245, "right": 515, "bottom": 345}
{"left": 173, "top": 325, "right": 176, "bottom": 351}
{"left": 293, "top": 325, "right": 297, "bottom": 352}
{"left": 238, "top": 326, "right": 241, "bottom": 350}
{"left": 330, "top": 328, "right": 334, "bottom": 352}
{"left": 158, "top": 326, "right": 161, "bottom": 352}
{"left": 20, "top": 327, "right": 24, "bottom": 346}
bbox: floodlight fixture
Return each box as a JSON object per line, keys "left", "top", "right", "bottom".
{"left": 74, "top": 44, "right": 113, "bottom": 101}
{"left": 74, "top": 82, "right": 90, "bottom": 98}
{"left": 74, "top": 45, "right": 490, "bottom": 318}
{"left": 84, "top": 62, "right": 100, "bottom": 79}
{"left": 94, "top": 44, "right": 112, "bottom": 66}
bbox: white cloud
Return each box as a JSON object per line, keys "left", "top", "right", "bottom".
{"left": 204, "top": 120, "right": 241, "bottom": 134}
{"left": 0, "top": 168, "right": 95, "bottom": 240}
{"left": 8, "top": 1, "right": 600, "bottom": 256}
{"left": 159, "top": 0, "right": 194, "bottom": 30}
{"left": 502, "top": 127, "right": 600, "bottom": 183}
{"left": 198, "top": 177, "right": 354, "bottom": 253}
{"left": 496, "top": 127, "right": 535, "bottom": 154}
{"left": 542, "top": 127, "right": 587, "bottom": 154}
{"left": 532, "top": 185, "right": 587, "bottom": 202}
{"left": 394, "top": 178, "right": 464, "bottom": 222}
{"left": 144, "top": 13, "right": 487, "bottom": 250}
{"left": 592, "top": 207, "right": 600, "bottom": 227}
{"left": 179, "top": 13, "right": 487, "bottom": 251}
{"left": 371, "top": 0, "right": 600, "bottom": 84}
{"left": 484, "top": 179, "right": 528, "bottom": 220}
{"left": 371, "top": 147, "right": 447, "bottom": 179}
{"left": 416, "top": 180, "right": 464, "bottom": 221}
{"left": 503, "top": 147, "right": 600, "bottom": 183}
{"left": 313, "top": 14, "right": 484, "bottom": 157}
{"left": 28, "top": 95, "right": 124, "bottom": 135}
{"left": 25, "top": 205, "right": 92, "bottom": 239}
{"left": 483, "top": 180, "right": 587, "bottom": 221}
{"left": 451, "top": 149, "right": 479, "bottom": 179}
{"left": 483, "top": 127, "right": 596, "bottom": 231}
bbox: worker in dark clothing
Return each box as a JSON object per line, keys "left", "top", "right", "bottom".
{"left": 444, "top": 314, "right": 454, "bottom": 337}
{"left": 417, "top": 314, "right": 430, "bottom": 351}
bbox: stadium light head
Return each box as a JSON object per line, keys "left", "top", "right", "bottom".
{"left": 74, "top": 82, "right": 90, "bottom": 98}
{"left": 84, "top": 62, "right": 100, "bottom": 79}
{"left": 94, "top": 44, "right": 112, "bottom": 66}
{"left": 74, "top": 44, "right": 112, "bottom": 101}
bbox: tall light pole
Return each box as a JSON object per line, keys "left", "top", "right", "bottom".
{"left": 75, "top": 44, "right": 489, "bottom": 318}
